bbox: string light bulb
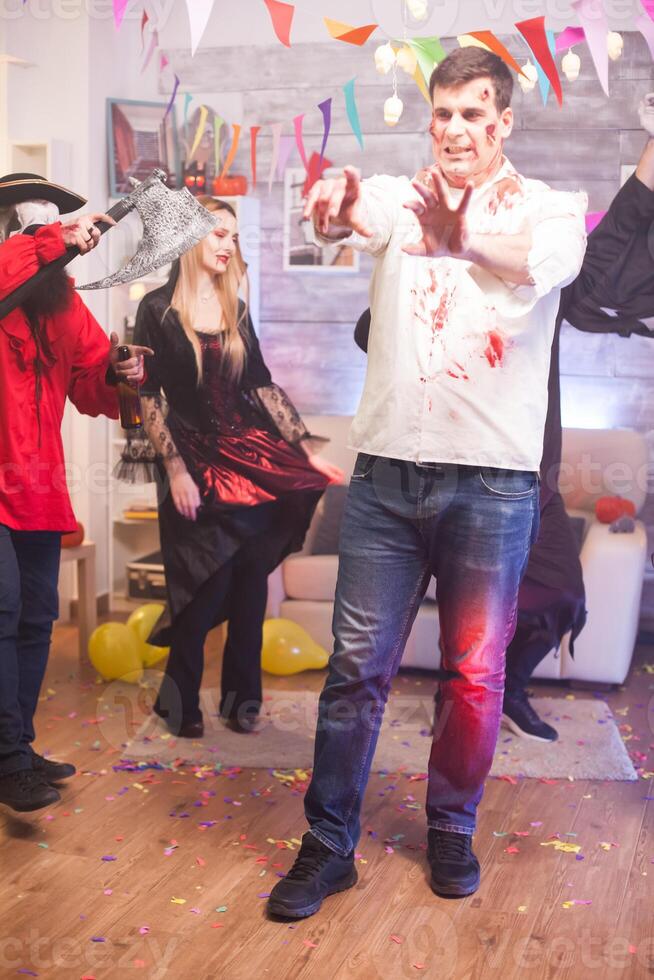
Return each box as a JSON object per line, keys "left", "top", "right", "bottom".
{"left": 607, "top": 31, "right": 623, "bottom": 61}
{"left": 517, "top": 60, "right": 538, "bottom": 93}
{"left": 561, "top": 49, "right": 581, "bottom": 81}
{"left": 384, "top": 94, "right": 404, "bottom": 126}
{"left": 374, "top": 42, "right": 396, "bottom": 75}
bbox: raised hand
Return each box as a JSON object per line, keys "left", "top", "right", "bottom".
{"left": 61, "top": 212, "right": 115, "bottom": 254}
{"left": 302, "top": 165, "right": 372, "bottom": 238}
{"left": 402, "top": 170, "right": 473, "bottom": 259}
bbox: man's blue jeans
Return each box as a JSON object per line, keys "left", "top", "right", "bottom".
{"left": 304, "top": 455, "right": 540, "bottom": 856}
{"left": 0, "top": 524, "right": 61, "bottom": 776}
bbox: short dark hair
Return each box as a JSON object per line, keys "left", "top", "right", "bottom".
{"left": 429, "top": 48, "right": 513, "bottom": 113}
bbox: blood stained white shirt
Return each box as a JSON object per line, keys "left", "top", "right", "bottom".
{"left": 317, "top": 157, "right": 587, "bottom": 472}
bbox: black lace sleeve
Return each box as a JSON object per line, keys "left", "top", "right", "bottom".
{"left": 253, "top": 383, "right": 329, "bottom": 454}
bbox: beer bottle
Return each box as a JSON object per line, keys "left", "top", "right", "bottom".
{"left": 117, "top": 345, "right": 143, "bottom": 429}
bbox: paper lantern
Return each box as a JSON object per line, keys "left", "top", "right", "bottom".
{"left": 374, "top": 42, "right": 396, "bottom": 75}
{"left": 405, "top": 0, "right": 428, "bottom": 21}
{"left": 517, "top": 60, "right": 538, "bottom": 93}
{"left": 562, "top": 49, "right": 581, "bottom": 82}
{"left": 396, "top": 44, "right": 418, "bottom": 76}
{"left": 384, "top": 94, "right": 404, "bottom": 126}
{"left": 607, "top": 31, "right": 623, "bottom": 61}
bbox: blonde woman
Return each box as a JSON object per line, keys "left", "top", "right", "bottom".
{"left": 133, "top": 199, "right": 342, "bottom": 738}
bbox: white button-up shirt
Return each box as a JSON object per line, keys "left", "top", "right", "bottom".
{"left": 318, "top": 158, "right": 587, "bottom": 472}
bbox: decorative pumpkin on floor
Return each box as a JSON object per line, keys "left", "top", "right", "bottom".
{"left": 88, "top": 623, "right": 143, "bottom": 683}
{"left": 127, "top": 602, "right": 169, "bottom": 666}
{"left": 261, "top": 618, "right": 329, "bottom": 675}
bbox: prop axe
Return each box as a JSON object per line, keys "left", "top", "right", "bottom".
{"left": 0, "top": 169, "right": 217, "bottom": 319}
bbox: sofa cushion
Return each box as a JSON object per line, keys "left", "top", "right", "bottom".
{"left": 283, "top": 554, "right": 339, "bottom": 601}
{"left": 311, "top": 484, "right": 348, "bottom": 555}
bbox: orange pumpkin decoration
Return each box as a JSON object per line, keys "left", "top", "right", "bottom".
{"left": 62, "top": 520, "right": 84, "bottom": 549}
{"left": 212, "top": 175, "right": 248, "bottom": 197}
{"left": 595, "top": 497, "right": 636, "bottom": 524}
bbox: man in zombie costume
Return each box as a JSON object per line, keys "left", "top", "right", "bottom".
{"left": 353, "top": 94, "right": 654, "bottom": 743}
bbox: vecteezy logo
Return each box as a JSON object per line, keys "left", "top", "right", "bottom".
{"left": 95, "top": 669, "right": 179, "bottom": 758}
{"left": 367, "top": 0, "right": 460, "bottom": 41}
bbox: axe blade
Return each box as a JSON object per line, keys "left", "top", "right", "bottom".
{"left": 77, "top": 181, "right": 218, "bottom": 290}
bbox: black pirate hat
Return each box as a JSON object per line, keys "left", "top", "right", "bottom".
{"left": 0, "top": 173, "right": 86, "bottom": 214}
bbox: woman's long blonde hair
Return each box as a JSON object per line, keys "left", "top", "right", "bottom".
{"left": 168, "top": 197, "right": 248, "bottom": 383}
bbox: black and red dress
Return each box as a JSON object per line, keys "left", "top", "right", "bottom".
{"left": 127, "top": 273, "right": 329, "bottom": 647}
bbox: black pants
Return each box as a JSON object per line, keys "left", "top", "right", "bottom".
{"left": 155, "top": 546, "right": 269, "bottom": 726}
{"left": 505, "top": 492, "right": 586, "bottom": 695}
{"left": 0, "top": 525, "right": 61, "bottom": 775}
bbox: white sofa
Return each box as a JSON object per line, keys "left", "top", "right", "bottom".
{"left": 268, "top": 419, "right": 648, "bottom": 685}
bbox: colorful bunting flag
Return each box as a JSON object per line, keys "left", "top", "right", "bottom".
{"left": 555, "top": 26, "right": 585, "bottom": 54}
{"left": 466, "top": 31, "right": 528, "bottom": 77}
{"left": 324, "top": 18, "right": 378, "bottom": 46}
{"left": 164, "top": 74, "right": 180, "bottom": 119}
{"left": 293, "top": 114, "right": 309, "bottom": 170}
{"left": 534, "top": 29, "right": 556, "bottom": 106}
{"left": 516, "top": 16, "right": 563, "bottom": 106}
{"left": 141, "top": 29, "right": 158, "bottom": 72}
{"left": 220, "top": 124, "right": 242, "bottom": 180}
{"left": 637, "top": 13, "right": 654, "bottom": 60}
{"left": 140, "top": 9, "right": 149, "bottom": 51}
{"left": 189, "top": 105, "right": 209, "bottom": 161}
{"left": 276, "top": 134, "right": 295, "bottom": 179}
{"left": 407, "top": 36, "right": 446, "bottom": 87}
{"left": 263, "top": 0, "right": 294, "bottom": 47}
{"left": 250, "top": 125, "right": 261, "bottom": 188}
{"left": 317, "top": 98, "right": 332, "bottom": 168}
{"left": 343, "top": 78, "right": 364, "bottom": 148}
{"left": 572, "top": 0, "right": 609, "bottom": 95}
{"left": 304, "top": 152, "right": 332, "bottom": 195}
{"left": 113, "top": 0, "right": 128, "bottom": 30}
{"left": 641, "top": 0, "right": 654, "bottom": 22}
{"left": 185, "top": 0, "right": 215, "bottom": 57}
{"left": 268, "top": 122, "right": 283, "bottom": 191}
{"left": 214, "top": 116, "right": 224, "bottom": 172}
{"left": 412, "top": 66, "right": 431, "bottom": 105}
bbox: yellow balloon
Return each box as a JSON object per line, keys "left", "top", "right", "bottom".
{"left": 127, "top": 603, "right": 169, "bottom": 667}
{"left": 88, "top": 622, "right": 143, "bottom": 683}
{"left": 261, "top": 618, "right": 329, "bottom": 676}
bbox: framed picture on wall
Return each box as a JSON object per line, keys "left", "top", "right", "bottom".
{"left": 107, "top": 98, "right": 181, "bottom": 197}
{"left": 283, "top": 168, "right": 360, "bottom": 273}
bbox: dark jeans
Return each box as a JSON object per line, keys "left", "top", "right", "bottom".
{"left": 304, "top": 455, "right": 539, "bottom": 855}
{"left": 0, "top": 524, "right": 61, "bottom": 776}
{"left": 155, "top": 545, "right": 269, "bottom": 727}
{"left": 505, "top": 491, "right": 586, "bottom": 695}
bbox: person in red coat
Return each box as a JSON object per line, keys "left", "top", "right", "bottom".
{"left": 0, "top": 173, "right": 151, "bottom": 812}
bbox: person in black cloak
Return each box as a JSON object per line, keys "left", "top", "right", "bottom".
{"left": 353, "top": 93, "right": 654, "bottom": 742}
{"left": 122, "top": 197, "right": 342, "bottom": 738}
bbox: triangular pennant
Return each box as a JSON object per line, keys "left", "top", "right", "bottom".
{"left": 220, "top": 124, "right": 242, "bottom": 180}
{"left": 214, "top": 116, "right": 224, "bottom": 172}
{"left": 534, "top": 29, "right": 556, "bottom": 105}
{"left": 268, "top": 122, "right": 283, "bottom": 192}
{"left": 555, "top": 26, "right": 585, "bottom": 54}
{"left": 407, "top": 37, "right": 446, "bottom": 87}
{"left": 113, "top": 0, "right": 129, "bottom": 29}
{"left": 276, "top": 134, "right": 295, "bottom": 179}
{"left": 189, "top": 105, "right": 209, "bottom": 161}
{"left": 317, "top": 98, "right": 332, "bottom": 169}
{"left": 263, "top": 0, "right": 294, "bottom": 47}
{"left": 293, "top": 114, "right": 309, "bottom": 171}
{"left": 140, "top": 9, "right": 149, "bottom": 51}
{"left": 324, "top": 18, "right": 378, "bottom": 46}
{"left": 184, "top": 0, "right": 215, "bottom": 56}
{"left": 165, "top": 74, "right": 180, "bottom": 119}
{"left": 141, "top": 29, "right": 158, "bottom": 73}
{"left": 250, "top": 125, "right": 261, "bottom": 188}
{"left": 572, "top": 0, "right": 609, "bottom": 96}
{"left": 343, "top": 78, "right": 364, "bottom": 149}
{"left": 466, "top": 31, "right": 528, "bottom": 78}
{"left": 515, "top": 16, "right": 563, "bottom": 106}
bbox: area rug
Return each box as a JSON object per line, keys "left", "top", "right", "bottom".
{"left": 128, "top": 690, "right": 637, "bottom": 781}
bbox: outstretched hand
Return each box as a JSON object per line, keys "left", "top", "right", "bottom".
{"left": 402, "top": 170, "right": 473, "bottom": 259}
{"left": 302, "top": 165, "right": 372, "bottom": 238}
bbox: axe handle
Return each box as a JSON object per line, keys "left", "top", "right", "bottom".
{"left": 0, "top": 195, "right": 135, "bottom": 321}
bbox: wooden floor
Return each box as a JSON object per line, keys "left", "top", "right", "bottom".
{"left": 1, "top": 623, "right": 653, "bottom": 980}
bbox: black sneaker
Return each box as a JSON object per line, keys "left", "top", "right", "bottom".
{"left": 428, "top": 829, "right": 480, "bottom": 898}
{"left": 502, "top": 690, "right": 558, "bottom": 742}
{"left": 0, "top": 769, "right": 61, "bottom": 812}
{"left": 268, "top": 831, "right": 357, "bottom": 919}
{"left": 30, "top": 749, "right": 76, "bottom": 782}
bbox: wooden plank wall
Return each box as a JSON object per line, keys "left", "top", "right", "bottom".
{"left": 163, "top": 35, "right": 654, "bottom": 624}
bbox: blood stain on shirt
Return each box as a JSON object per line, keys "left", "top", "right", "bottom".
{"left": 484, "top": 330, "right": 505, "bottom": 367}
